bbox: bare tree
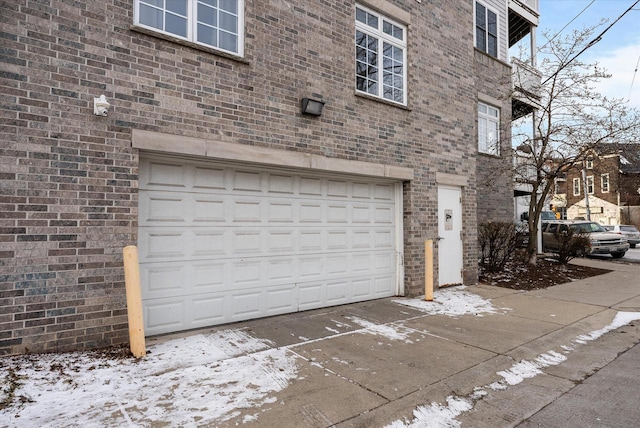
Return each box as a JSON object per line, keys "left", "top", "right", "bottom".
{"left": 512, "top": 25, "right": 640, "bottom": 265}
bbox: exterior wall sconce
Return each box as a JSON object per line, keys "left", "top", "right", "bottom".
{"left": 93, "top": 95, "right": 111, "bottom": 116}
{"left": 300, "top": 97, "right": 325, "bottom": 116}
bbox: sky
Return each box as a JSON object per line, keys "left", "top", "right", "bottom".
{"left": 2, "top": 285, "right": 640, "bottom": 427}
{"left": 536, "top": 0, "right": 640, "bottom": 109}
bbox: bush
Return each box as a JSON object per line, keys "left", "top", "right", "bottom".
{"left": 554, "top": 228, "right": 591, "bottom": 265}
{"left": 478, "top": 222, "right": 519, "bottom": 273}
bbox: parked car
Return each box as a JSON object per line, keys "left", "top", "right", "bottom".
{"left": 542, "top": 220, "right": 629, "bottom": 258}
{"left": 602, "top": 225, "right": 640, "bottom": 248}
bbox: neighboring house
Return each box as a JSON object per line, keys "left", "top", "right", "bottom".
{"left": 0, "top": 0, "right": 537, "bottom": 355}
{"left": 564, "top": 144, "right": 640, "bottom": 226}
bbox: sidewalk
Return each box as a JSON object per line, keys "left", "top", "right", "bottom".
{"left": 3, "top": 258, "right": 639, "bottom": 427}
{"left": 167, "top": 257, "right": 640, "bottom": 427}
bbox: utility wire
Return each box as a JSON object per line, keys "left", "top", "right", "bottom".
{"left": 541, "top": 0, "right": 640, "bottom": 85}
{"left": 539, "top": 0, "right": 596, "bottom": 51}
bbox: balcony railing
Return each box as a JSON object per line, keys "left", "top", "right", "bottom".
{"left": 510, "top": 0, "right": 538, "bottom": 16}
{"left": 512, "top": 57, "right": 542, "bottom": 119}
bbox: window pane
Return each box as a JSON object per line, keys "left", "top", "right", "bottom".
{"left": 356, "top": 47, "right": 367, "bottom": 63}
{"left": 356, "top": 30, "right": 366, "bottom": 47}
{"left": 167, "top": 0, "right": 187, "bottom": 16}
{"left": 487, "top": 10, "right": 497, "bottom": 36}
{"left": 478, "top": 104, "right": 487, "bottom": 114}
{"left": 200, "top": 0, "right": 217, "bottom": 6}
{"left": 393, "top": 25, "right": 403, "bottom": 40}
{"left": 367, "top": 13, "right": 378, "bottom": 28}
{"left": 219, "top": 31, "right": 237, "bottom": 52}
{"left": 383, "top": 21, "right": 392, "bottom": 35}
{"left": 140, "top": 4, "right": 163, "bottom": 30}
{"left": 476, "top": 28, "right": 485, "bottom": 51}
{"left": 142, "top": 0, "right": 163, "bottom": 7}
{"left": 476, "top": 3, "right": 486, "bottom": 29}
{"left": 198, "top": 3, "right": 216, "bottom": 25}
{"left": 488, "top": 35, "right": 497, "bottom": 57}
{"left": 220, "top": 11, "right": 237, "bottom": 33}
{"left": 356, "top": 60, "right": 368, "bottom": 77}
{"left": 166, "top": 13, "right": 187, "bottom": 37}
{"left": 198, "top": 23, "right": 217, "bottom": 46}
{"left": 220, "top": 0, "right": 237, "bottom": 14}
{"left": 393, "top": 45, "right": 402, "bottom": 61}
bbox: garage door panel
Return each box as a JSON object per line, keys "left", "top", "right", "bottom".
{"left": 267, "top": 202, "right": 295, "bottom": 222}
{"left": 193, "top": 198, "right": 226, "bottom": 222}
{"left": 139, "top": 230, "right": 186, "bottom": 259}
{"left": 193, "top": 166, "right": 226, "bottom": 190}
{"left": 232, "top": 170, "right": 263, "bottom": 192}
{"left": 230, "top": 291, "right": 263, "bottom": 318}
{"left": 298, "top": 282, "right": 325, "bottom": 310}
{"left": 192, "top": 296, "right": 226, "bottom": 324}
{"left": 142, "top": 264, "right": 185, "bottom": 297}
{"left": 265, "top": 287, "right": 298, "bottom": 313}
{"left": 145, "top": 299, "right": 186, "bottom": 333}
{"left": 142, "top": 159, "right": 188, "bottom": 188}
{"left": 139, "top": 155, "right": 401, "bottom": 335}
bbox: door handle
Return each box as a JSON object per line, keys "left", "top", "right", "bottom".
{"left": 436, "top": 236, "right": 444, "bottom": 241}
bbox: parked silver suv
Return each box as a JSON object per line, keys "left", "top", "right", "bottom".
{"left": 542, "top": 221, "right": 629, "bottom": 258}
{"left": 602, "top": 225, "right": 640, "bottom": 248}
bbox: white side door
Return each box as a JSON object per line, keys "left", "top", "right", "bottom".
{"left": 437, "top": 185, "right": 463, "bottom": 286}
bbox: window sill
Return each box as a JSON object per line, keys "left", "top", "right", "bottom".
{"left": 130, "top": 25, "right": 250, "bottom": 65}
{"left": 355, "top": 91, "right": 411, "bottom": 111}
{"left": 478, "top": 151, "right": 502, "bottom": 159}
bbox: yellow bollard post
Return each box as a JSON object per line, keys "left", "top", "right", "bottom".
{"left": 425, "top": 239, "right": 434, "bottom": 301}
{"left": 123, "top": 245, "right": 146, "bottom": 358}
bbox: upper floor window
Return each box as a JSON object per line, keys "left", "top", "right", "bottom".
{"left": 478, "top": 102, "right": 500, "bottom": 155}
{"left": 475, "top": 1, "right": 498, "bottom": 58}
{"left": 355, "top": 5, "right": 407, "bottom": 105}
{"left": 586, "top": 175, "right": 594, "bottom": 194}
{"left": 134, "top": 0, "right": 244, "bottom": 56}
{"left": 585, "top": 158, "right": 593, "bottom": 169}
{"left": 601, "top": 173, "right": 610, "bottom": 193}
{"left": 573, "top": 178, "right": 580, "bottom": 196}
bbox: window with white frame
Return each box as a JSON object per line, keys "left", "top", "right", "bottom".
{"left": 134, "top": 0, "right": 244, "bottom": 56}
{"left": 585, "top": 158, "right": 593, "bottom": 169}
{"left": 478, "top": 102, "right": 500, "bottom": 155}
{"left": 475, "top": 1, "right": 498, "bottom": 58}
{"left": 573, "top": 178, "right": 580, "bottom": 196}
{"left": 586, "top": 175, "right": 594, "bottom": 194}
{"left": 601, "top": 173, "right": 610, "bottom": 193}
{"left": 355, "top": 5, "right": 407, "bottom": 105}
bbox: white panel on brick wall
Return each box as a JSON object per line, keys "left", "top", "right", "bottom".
{"left": 138, "top": 154, "right": 400, "bottom": 335}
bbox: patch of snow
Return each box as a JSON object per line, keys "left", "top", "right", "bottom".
{"left": 574, "top": 312, "right": 640, "bottom": 344}
{"left": 393, "top": 286, "right": 507, "bottom": 317}
{"left": 386, "top": 313, "right": 640, "bottom": 428}
{"left": 385, "top": 396, "right": 472, "bottom": 428}
{"left": 0, "top": 328, "right": 298, "bottom": 427}
{"left": 346, "top": 316, "right": 414, "bottom": 343}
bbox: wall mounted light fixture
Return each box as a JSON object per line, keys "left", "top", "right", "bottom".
{"left": 94, "top": 95, "right": 111, "bottom": 116}
{"left": 300, "top": 97, "right": 325, "bottom": 116}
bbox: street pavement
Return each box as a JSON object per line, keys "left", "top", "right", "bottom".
{"left": 133, "top": 255, "right": 640, "bottom": 427}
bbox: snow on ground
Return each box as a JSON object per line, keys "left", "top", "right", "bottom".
{"left": 385, "top": 311, "right": 640, "bottom": 428}
{"left": 393, "top": 286, "right": 508, "bottom": 317}
{"left": 2, "top": 284, "right": 638, "bottom": 428}
{"left": 0, "top": 329, "right": 298, "bottom": 427}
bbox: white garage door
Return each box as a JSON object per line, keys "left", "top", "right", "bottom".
{"left": 138, "top": 154, "right": 402, "bottom": 335}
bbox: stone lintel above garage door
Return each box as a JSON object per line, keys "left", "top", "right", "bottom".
{"left": 132, "top": 129, "right": 414, "bottom": 181}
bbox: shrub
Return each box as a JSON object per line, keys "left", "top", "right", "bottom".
{"left": 478, "top": 222, "right": 519, "bottom": 273}
{"left": 554, "top": 228, "right": 591, "bottom": 265}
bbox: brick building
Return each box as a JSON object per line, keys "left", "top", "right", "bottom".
{"left": 1, "top": 0, "right": 537, "bottom": 355}
{"left": 563, "top": 144, "right": 640, "bottom": 226}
